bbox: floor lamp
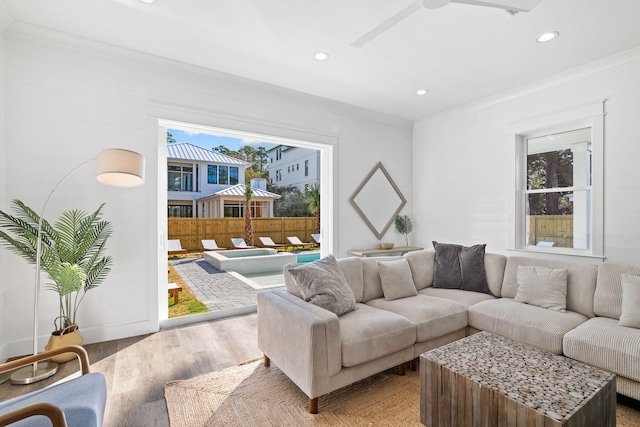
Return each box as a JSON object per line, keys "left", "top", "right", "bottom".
{"left": 10, "top": 148, "right": 145, "bottom": 385}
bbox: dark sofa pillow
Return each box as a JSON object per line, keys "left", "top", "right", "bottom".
{"left": 432, "top": 241, "right": 463, "bottom": 289}
{"left": 459, "top": 244, "right": 490, "bottom": 294}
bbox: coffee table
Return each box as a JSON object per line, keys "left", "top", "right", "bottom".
{"left": 420, "top": 331, "right": 616, "bottom": 427}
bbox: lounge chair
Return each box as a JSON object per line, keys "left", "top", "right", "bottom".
{"left": 259, "top": 237, "right": 291, "bottom": 251}
{"left": 287, "top": 236, "right": 316, "bottom": 250}
{"left": 311, "top": 234, "right": 321, "bottom": 247}
{"left": 201, "top": 239, "right": 226, "bottom": 251}
{"left": 167, "top": 239, "right": 187, "bottom": 256}
{"left": 231, "top": 238, "right": 257, "bottom": 249}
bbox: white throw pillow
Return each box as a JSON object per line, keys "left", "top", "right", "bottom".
{"left": 377, "top": 259, "right": 418, "bottom": 301}
{"left": 514, "top": 265, "right": 568, "bottom": 312}
{"left": 619, "top": 274, "right": 640, "bottom": 328}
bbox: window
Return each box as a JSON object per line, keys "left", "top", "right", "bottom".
{"left": 297, "top": 163, "right": 299, "bottom": 171}
{"left": 525, "top": 128, "right": 591, "bottom": 249}
{"left": 168, "top": 205, "right": 193, "bottom": 217}
{"left": 207, "top": 165, "right": 217, "bottom": 184}
{"left": 222, "top": 201, "right": 270, "bottom": 217}
{"left": 508, "top": 101, "right": 604, "bottom": 257}
{"left": 219, "top": 166, "right": 228, "bottom": 184}
{"left": 229, "top": 167, "right": 239, "bottom": 185}
{"left": 287, "top": 166, "right": 290, "bottom": 173}
{"left": 304, "top": 160, "right": 309, "bottom": 177}
{"left": 168, "top": 165, "right": 193, "bottom": 191}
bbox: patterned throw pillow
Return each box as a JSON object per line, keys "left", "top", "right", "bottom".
{"left": 288, "top": 255, "right": 356, "bottom": 316}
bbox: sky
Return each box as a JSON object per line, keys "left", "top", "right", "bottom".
{"left": 168, "top": 128, "right": 277, "bottom": 152}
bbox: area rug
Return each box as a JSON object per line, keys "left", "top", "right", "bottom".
{"left": 165, "top": 360, "right": 640, "bottom": 427}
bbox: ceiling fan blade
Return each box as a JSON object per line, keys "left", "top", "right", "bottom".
{"left": 351, "top": 0, "right": 424, "bottom": 48}
{"left": 451, "top": 0, "right": 542, "bottom": 12}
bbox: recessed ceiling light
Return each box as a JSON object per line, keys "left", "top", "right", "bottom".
{"left": 416, "top": 89, "right": 429, "bottom": 96}
{"left": 536, "top": 31, "right": 559, "bottom": 43}
{"left": 314, "top": 52, "right": 329, "bottom": 61}
{"left": 139, "top": 0, "right": 155, "bottom": 3}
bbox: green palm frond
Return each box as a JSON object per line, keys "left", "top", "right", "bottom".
{"left": 0, "top": 200, "right": 113, "bottom": 331}
{"left": 395, "top": 215, "right": 413, "bottom": 234}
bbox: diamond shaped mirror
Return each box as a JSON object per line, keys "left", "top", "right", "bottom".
{"left": 350, "top": 162, "right": 407, "bottom": 239}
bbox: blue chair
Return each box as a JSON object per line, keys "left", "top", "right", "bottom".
{"left": 0, "top": 345, "right": 106, "bottom": 427}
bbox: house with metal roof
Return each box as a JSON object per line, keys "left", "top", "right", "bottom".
{"left": 167, "top": 143, "right": 280, "bottom": 218}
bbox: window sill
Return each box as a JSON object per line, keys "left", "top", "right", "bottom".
{"left": 507, "top": 247, "right": 605, "bottom": 261}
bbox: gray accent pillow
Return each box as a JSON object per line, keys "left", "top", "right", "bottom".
{"left": 619, "top": 274, "right": 640, "bottom": 328}
{"left": 459, "top": 244, "right": 491, "bottom": 295}
{"left": 377, "top": 259, "right": 418, "bottom": 301}
{"left": 514, "top": 265, "right": 568, "bottom": 312}
{"left": 288, "top": 255, "right": 356, "bottom": 316}
{"left": 283, "top": 263, "right": 303, "bottom": 298}
{"left": 432, "top": 241, "right": 463, "bottom": 289}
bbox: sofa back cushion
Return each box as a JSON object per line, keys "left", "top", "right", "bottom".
{"left": 485, "top": 253, "right": 508, "bottom": 297}
{"left": 594, "top": 262, "right": 640, "bottom": 319}
{"left": 337, "top": 257, "right": 365, "bottom": 303}
{"left": 361, "top": 256, "right": 403, "bottom": 302}
{"left": 501, "top": 257, "right": 598, "bottom": 318}
{"left": 404, "top": 250, "right": 434, "bottom": 290}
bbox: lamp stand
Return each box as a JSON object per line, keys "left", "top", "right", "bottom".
{"left": 9, "top": 148, "right": 144, "bottom": 385}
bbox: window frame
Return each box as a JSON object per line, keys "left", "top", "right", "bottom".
{"left": 507, "top": 100, "right": 604, "bottom": 258}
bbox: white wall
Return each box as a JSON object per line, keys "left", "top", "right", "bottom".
{"left": 0, "top": 26, "right": 7, "bottom": 360}
{"left": 413, "top": 47, "right": 640, "bottom": 264}
{"left": 1, "top": 23, "right": 413, "bottom": 356}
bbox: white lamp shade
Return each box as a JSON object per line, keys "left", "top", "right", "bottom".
{"left": 96, "top": 148, "right": 145, "bottom": 187}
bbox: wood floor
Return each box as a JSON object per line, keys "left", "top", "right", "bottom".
{"left": 0, "top": 313, "right": 262, "bottom": 427}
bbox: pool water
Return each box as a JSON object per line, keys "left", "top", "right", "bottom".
{"left": 297, "top": 252, "right": 321, "bottom": 263}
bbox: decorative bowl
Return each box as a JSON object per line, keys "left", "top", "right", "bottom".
{"left": 378, "top": 243, "right": 394, "bottom": 250}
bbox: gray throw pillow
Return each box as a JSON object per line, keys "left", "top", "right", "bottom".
{"left": 377, "top": 259, "right": 418, "bottom": 301}
{"left": 432, "top": 241, "right": 463, "bottom": 289}
{"left": 514, "top": 265, "right": 568, "bottom": 312}
{"left": 459, "top": 244, "right": 491, "bottom": 294}
{"left": 619, "top": 274, "right": 640, "bottom": 329}
{"left": 288, "top": 255, "right": 356, "bottom": 316}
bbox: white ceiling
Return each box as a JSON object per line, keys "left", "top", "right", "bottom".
{"left": 3, "top": 0, "right": 640, "bottom": 121}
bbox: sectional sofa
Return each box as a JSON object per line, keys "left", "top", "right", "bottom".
{"left": 257, "top": 249, "right": 640, "bottom": 413}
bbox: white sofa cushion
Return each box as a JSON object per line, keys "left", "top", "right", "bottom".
{"left": 361, "top": 256, "right": 403, "bottom": 302}
{"left": 620, "top": 274, "right": 640, "bottom": 328}
{"left": 594, "top": 263, "right": 640, "bottom": 319}
{"left": 378, "top": 259, "right": 418, "bottom": 300}
{"left": 563, "top": 316, "right": 640, "bottom": 383}
{"left": 419, "top": 287, "right": 495, "bottom": 308}
{"left": 468, "top": 298, "right": 588, "bottom": 354}
{"left": 501, "top": 257, "right": 598, "bottom": 318}
{"left": 514, "top": 265, "right": 568, "bottom": 312}
{"left": 339, "top": 303, "right": 415, "bottom": 367}
{"left": 404, "top": 250, "right": 434, "bottom": 290}
{"left": 367, "top": 295, "right": 467, "bottom": 343}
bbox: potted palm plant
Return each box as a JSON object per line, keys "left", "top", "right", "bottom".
{"left": 395, "top": 214, "right": 413, "bottom": 247}
{"left": 0, "top": 200, "right": 113, "bottom": 362}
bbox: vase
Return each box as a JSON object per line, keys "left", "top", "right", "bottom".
{"left": 45, "top": 324, "right": 84, "bottom": 363}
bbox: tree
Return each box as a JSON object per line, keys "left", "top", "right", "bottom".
{"left": 213, "top": 145, "right": 269, "bottom": 182}
{"left": 244, "top": 183, "right": 254, "bottom": 246}
{"left": 305, "top": 183, "right": 321, "bottom": 233}
{"left": 271, "top": 186, "right": 310, "bottom": 217}
{"left": 167, "top": 132, "right": 176, "bottom": 144}
{"left": 527, "top": 149, "right": 573, "bottom": 215}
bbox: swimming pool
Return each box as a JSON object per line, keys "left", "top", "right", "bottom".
{"left": 204, "top": 248, "right": 297, "bottom": 274}
{"left": 297, "top": 252, "right": 321, "bottom": 263}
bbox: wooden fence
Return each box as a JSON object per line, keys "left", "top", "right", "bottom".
{"left": 527, "top": 215, "right": 573, "bottom": 248}
{"left": 168, "top": 217, "right": 318, "bottom": 251}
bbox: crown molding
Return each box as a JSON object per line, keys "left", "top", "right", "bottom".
{"left": 415, "top": 45, "right": 640, "bottom": 129}
{"left": 5, "top": 21, "right": 412, "bottom": 132}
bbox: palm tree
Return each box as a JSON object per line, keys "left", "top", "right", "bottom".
{"left": 244, "top": 183, "right": 254, "bottom": 246}
{"left": 305, "top": 183, "right": 320, "bottom": 234}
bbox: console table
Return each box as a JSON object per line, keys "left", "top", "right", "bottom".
{"left": 347, "top": 246, "right": 423, "bottom": 257}
{"left": 420, "top": 332, "right": 615, "bottom": 427}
